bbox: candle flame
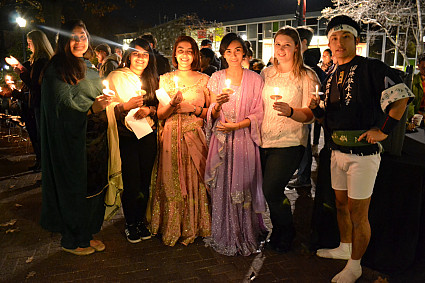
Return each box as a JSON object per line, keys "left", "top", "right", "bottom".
{"left": 102, "top": 80, "right": 109, "bottom": 90}
{"left": 174, "top": 76, "right": 179, "bottom": 89}
{"left": 274, "top": 87, "right": 279, "bottom": 95}
{"left": 225, "top": 79, "right": 231, "bottom": 89}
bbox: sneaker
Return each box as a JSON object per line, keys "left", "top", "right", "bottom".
{"left": 125, "top": 224, "right": 141, "bottom": 243}
{"left": 137, "top": 222, "right": 152, "bottom": 240}
{"left": 287, "top": 178, "right": 312, "bottom": 188}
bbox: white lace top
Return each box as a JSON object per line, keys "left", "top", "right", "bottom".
{"left": 260, "top": 66, "right": 319, "bottom": 148}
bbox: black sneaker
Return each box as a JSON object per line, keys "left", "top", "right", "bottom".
{"left": 137, "top": 222, "right": 152, "bottom": 240}
{"left": 125, "top": 224, "right": 141, "bottom": 243}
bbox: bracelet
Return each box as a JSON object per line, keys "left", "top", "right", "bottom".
{"left": 170, "top": 102, "right": 177, "bottom": 107}
{"left": 380, "top": 114, "right": 399, "bottom": 135}
{"left": 214, "top": 104, "right": 221, "bottom": 112}
{"left": 287, "top": 107, "right": 294, "bottom": 118}
{"left": 193, "top": 105, "right": 197, "bottom": 113}
{"left": 195, "top": 106, "right": 203, "bottom": 117}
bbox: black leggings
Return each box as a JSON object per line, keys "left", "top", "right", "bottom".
{"left": 119, "top": 132, "right": 157, "bottom": 225}
{"left": 260, "top": 146, "right": 304, "bottom": 237}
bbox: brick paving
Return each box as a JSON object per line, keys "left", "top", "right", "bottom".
{"left": 0, "top": 123, "right": 420, "bottom": 283}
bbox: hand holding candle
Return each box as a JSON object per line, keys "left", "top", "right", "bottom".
{"left": 5, "top": 56, "right": 20, "bottom": 68}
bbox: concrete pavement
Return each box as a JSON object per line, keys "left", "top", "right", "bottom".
{"left": 0, "top": 122, "right": 414, "bottom": 283}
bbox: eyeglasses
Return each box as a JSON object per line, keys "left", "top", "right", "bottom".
{"left": 71, "top": 34, "right": 88, "bottom": 42}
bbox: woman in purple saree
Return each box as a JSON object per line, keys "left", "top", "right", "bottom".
{"left": 204, "top": 33, "right": 266, "bottom": 256}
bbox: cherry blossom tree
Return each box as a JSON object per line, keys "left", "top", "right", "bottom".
{"left": 321, "top": 0, "right": 425, "bottom": 65}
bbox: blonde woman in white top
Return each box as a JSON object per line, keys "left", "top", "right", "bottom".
{"left": 260, "top": 26, "right": 319, "bottom": 253}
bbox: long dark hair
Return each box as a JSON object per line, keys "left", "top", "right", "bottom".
{"left": 171, "top": 36, "right": 200, "bottom": 71}
{"left": 50, "top": 20, "right": 90, "bottom": 85}
{"left": 122, "top": 38, "right": 159, "bottom": 106}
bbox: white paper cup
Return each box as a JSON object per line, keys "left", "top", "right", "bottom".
{"left": 413, "top": 114, "right": 423, "bottom": 127}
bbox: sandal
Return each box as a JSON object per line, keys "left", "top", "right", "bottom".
{"left": 90, "top": 240, "right": 106, "bottom": 252}
{"left": 62, "top": 246, "right": 95, "bottom": 255}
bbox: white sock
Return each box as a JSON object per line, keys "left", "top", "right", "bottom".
{"left": 316, "top": 242, "right": 352, "bottom": 260}
{"left": 331, "top": 259, "right": 362, "bottom": 283}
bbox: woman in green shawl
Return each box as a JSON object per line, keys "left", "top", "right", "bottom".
{"left": 40, "top": 20, "right": 111, "bottom": 256}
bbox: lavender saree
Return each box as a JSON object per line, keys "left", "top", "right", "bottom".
{"left": 204, "top": 69, "right": 266, "bottom": 256}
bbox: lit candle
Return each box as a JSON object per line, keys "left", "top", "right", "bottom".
{"left": 102, "top": 80, "right": 109, "bottom": 90}
{"left": 102, "top": 80, "right": 115, "bottom": 96}
{"left": 270, "top": 87, "right": 282, "bottom": 102}
{"left": 315, "top": 85, "right": 319, "bottom": 98}
{"left": 174, "top": 76, "right": 179, "bottom": 90}
{"left": 222, "top": 79, "right": 233, "bottom": 94}
{"left": 136, "top": 81, "right": 146, "bottom": 96}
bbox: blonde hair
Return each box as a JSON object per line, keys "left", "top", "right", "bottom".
{"left": 273, "top": 26, "right": 307, "bottom": 79}
{"left": 27, "top": 30, "right": 54, "bottom": 64}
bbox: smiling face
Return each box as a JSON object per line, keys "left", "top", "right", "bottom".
{"left": 175, "top": 41, "right": 194, "bottom": 70}
{"left": 328, "top": 31, "right": 358, "bottom": 65}
{"left": 69, "top": 26, "right": 88, "bottom": 58}
{"left": 223, "top": 40, "right": 244, "bottom": 68}
{"left": 274, "top": 34, "right": 297, "bottom": 66}
{"left": 322, "top": 50, "right": 332, "bottom": 65}
{"left": 129, "top": 45, "right": 149, "bottom": 76}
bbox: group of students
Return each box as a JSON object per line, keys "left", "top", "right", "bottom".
{"left": 6, "top": 14, "right": 416, "bottom": 283}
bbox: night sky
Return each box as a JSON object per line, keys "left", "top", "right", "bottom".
{"left": 110, "top": 0, "right": 334, "bottom": 29}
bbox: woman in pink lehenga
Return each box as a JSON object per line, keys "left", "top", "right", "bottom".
{"left": 150, "top": 36, "right": 211, "bottom": 246}
{"left": 204, "top": 33, "right": 266, "bottom": 256}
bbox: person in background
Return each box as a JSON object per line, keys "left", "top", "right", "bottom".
{"left": 150, "top": 35, "right": 211, "bottom": 247}
{"left": 311, "top": 15, "right": 412, "bottom": 283}
{"left": 6, "top": 30, "right": 54, "bottom": 171}
{"left": 105, "top": 38, "right": 159, "bottom": 243}
{"left": 288, "top": 26, "right": 326, "bottom": 188}
{"left": 408, "top": 53, "right": 425, "bottom": 124}
{"left": 204, "top": 33, "right": 266, "bottom": 256}
{"left": 260, "top": 26, "right": 318, "bottom": 253}
{"left": 40, "top": 19, "right": 112, "bottom": 256}
{"left": 95, "top": 43, "right": 119, "bottom": 78}
{"left": 242, "top": 40, "right": 254, "bottom": 69}
{"left": 114, "top": 46, "right": 123, "bottom": 64}
{"left": 200, "top": 47, "right": 217, "bottom": 76}
{"left": 141, "top": 33, "right": 171, "bottom": 76}
{"left": 321, "top": 48, "right": 335, "bottom": 75}
{"left": 249, "top": 58, "right": 265, "bottom": 74}
{"left": 201, "top": 39, "right": 221, "bottom": 71}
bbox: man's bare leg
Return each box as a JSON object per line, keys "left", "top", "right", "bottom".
{"left": 332, "top": 197, "right": 371, "bottom": 283}
{"left": 317, "top": 190, "right": 352, "bottom": 260}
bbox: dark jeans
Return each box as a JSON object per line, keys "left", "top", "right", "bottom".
{"left": 260, "top": 146, "right": 304, "bottom": 240}
{"left": 296, "top": 125, "right": 312, "bottom": 184}
{"left": 119, "top": 132, "right": 157, "bottom": 226}
{"left": 313, "top": 120, "right": 321, "bottom": 145}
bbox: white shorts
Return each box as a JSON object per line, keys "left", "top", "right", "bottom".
{"left": 331, "top": 150, "right": 381, "bottom": 200}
